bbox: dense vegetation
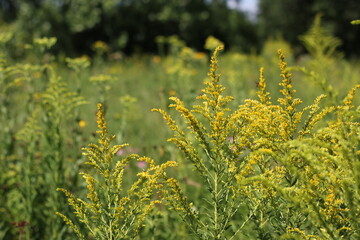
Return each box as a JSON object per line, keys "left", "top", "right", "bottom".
{"left": 0, "top": 3, "right": 360, "bottom": 240}
{"left": 0, "top": 0, "right": 360, "bottom": 240}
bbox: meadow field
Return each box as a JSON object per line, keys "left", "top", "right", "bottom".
{"left": 1, "top": 19, "right": 360, "bottom": 240}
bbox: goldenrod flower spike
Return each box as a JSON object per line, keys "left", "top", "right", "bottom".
{"left": 342, "top": 84, "right": 360, "bottom": 108}
{"left": 96, "top": 103, "right": 107, "bottom": 135}
{"left": 276, "top": 49, "right": 304, "bottom": 139}
{"left": 256, "top": 67, "right": 271, "bottom": 105}
{"left": 278, "top": 49, "right": 297, "bottom": 107}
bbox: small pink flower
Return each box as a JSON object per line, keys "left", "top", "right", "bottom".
{"left": 117, "top": 147, "right": 140, "bottom": 156}
{"left": 116, "top": 149, "right": 125, "bottom": 156}
{"left": 136, "top": 161, "right": 147, "bottom": 169}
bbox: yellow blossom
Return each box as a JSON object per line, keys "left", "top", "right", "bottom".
{"left": 78, "top": 120, "right": 87, "bottom": 128}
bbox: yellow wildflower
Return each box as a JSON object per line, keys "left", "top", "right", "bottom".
{"left": 78, "top": 120, "right": 87, "bottom": 128}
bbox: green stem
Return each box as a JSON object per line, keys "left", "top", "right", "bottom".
{"left": 213, "top": 171, "right": 220, "bottom": 239}
{"left": 107, "top": 179, "right": 114, "bottom": 240}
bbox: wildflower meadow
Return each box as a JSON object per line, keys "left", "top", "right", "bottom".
{"left": 1, "top": 15, "right": 360, "bottom": 240}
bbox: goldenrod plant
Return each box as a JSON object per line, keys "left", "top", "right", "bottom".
{"left": 232, "top": 50, "right": 333, "bottom": 239}
{"left": 154, "top": 45, "right": 263, "bottom": 239}
{"left": 41, "top": 66, "right": 87, "bottom": 239}
{"left": 277, "top": 85, "right": 360, "bottom": 239}
{"left": 57, "top": 104, "right": 177, "bottom": 239}
{"left": 234, "top": 53, "right": 358, "bottom": 239}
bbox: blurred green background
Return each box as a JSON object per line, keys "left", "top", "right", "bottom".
{"left": 1, "top": 0, "right": 359, "bottom": 57}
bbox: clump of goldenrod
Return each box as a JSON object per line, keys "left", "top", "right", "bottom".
{"left": 57, "top": 104, "right": 177, "bottom": 239}
{"left": 279, "top": 84, "right": 360, "bottom": 239}
{"left": 225, "top": 50, "right": 333, "bottom": 238}
{"left": 154, "top": 45, "right": 360, "bottom": 239}
{"left": 237, "top": 51, "right": 359, "bottom": 239}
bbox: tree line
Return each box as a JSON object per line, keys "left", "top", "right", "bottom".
{"left": 0, "top": 0, "right": 359, "bottom": 57}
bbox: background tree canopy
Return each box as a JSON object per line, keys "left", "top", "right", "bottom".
{"left": 257, "top": 0, "right": 360, "bottom": 58}
{"left": 0, "top": 0, "right": 359, "bottom": 57}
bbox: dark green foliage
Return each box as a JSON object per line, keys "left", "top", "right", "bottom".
{"left": 258, "top": 0, "right": 360, "bottom": 57}
{"left": 0, "top": 0, "right": 258, "bottom": 55}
